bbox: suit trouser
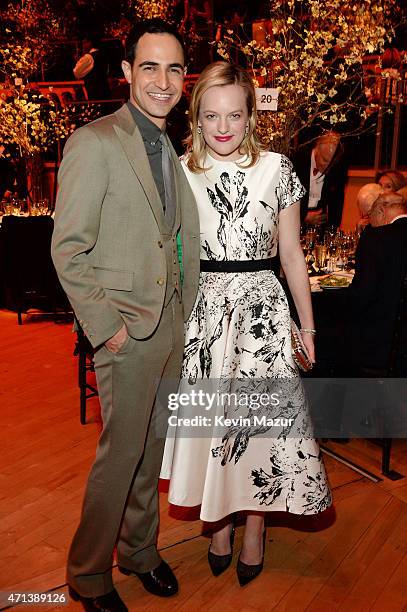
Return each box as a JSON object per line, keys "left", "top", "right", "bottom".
{"left": 67, "top": 294, "right": 184, "bottom": 597}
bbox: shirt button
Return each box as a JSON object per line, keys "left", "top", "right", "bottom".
{"left": 158, "top": 240, "right": 163, "bottom": 248}
{"left": 157, "top": 278, "right": 164, "bottom": 286}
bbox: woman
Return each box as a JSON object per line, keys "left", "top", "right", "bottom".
{"left": 161, "top": 62, "right": 332, "bottom": 585}
{"left": 376, "top": 169, "right": 407, "bottom": 193}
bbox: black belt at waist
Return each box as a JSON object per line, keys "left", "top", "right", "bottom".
{"left": 200, "top": 257, "right": 277, "bottom": 273}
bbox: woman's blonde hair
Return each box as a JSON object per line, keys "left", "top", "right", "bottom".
{"left": 185, "top": 61, "right": 265, "bottom": 173}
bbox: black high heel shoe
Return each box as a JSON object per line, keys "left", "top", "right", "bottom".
{"left": 236, "top": 529, "right": 266, "bottom": 587}
{"left": 208, "top": 522, "right": 235, "bottom": 577}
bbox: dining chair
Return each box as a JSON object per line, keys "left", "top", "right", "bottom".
{"left": 74, "top": 318, "right": 99, "bottom": 425}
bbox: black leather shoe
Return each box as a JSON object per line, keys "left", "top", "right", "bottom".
{"left": 68, "top": 586, "right": 128, "bottom": 612}
{"left": 236, "top": 530, "right": 266, "bottom": 587}
{"left": 208, "top": 523, "right": 235, "bottom": 576}
{"left": 118, "top": 561, "right": 178, "bottom": 597}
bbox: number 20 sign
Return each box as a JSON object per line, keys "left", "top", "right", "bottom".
{"left": 255, "top": 88, "right": 279, "bottom": 111}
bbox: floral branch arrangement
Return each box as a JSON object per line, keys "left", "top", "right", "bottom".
{"left": 0, "top": 87, "right": 69, "bottom": 157}
{"left": 0, "top": 90, "right": 105, "bottom": 159}
{"left": 106, "top": 2, "right": 176, "bottom": 39}
{"left": 0, "top": 0, "right": 62, "bottom": 81}
{"left": 0, "top": 1, "right": 93, "bottom": 160}
{"left": 216, "top": 0, "right": 400, "bottom": 154}
{"left": 133, "top": 0, "right": 173, "bottom": 21}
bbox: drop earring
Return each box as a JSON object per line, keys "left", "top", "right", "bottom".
{"left": 197, "top": 126, "right": 202, "bottom": 135}
{"left": 245, "top": 125, "right": 249, "bottom": 135}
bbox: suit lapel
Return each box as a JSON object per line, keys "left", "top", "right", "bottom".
{"left": 113, "top": 105, "right": 165, "bottom": 229}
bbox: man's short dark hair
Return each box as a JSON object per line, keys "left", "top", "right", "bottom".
{"left": 125, "top": 19, "right": 185, "bottom": 66}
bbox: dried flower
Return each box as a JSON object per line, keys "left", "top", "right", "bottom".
{"left": 0, "top": 85, "right": 100, "bottom": 157}
{"left": 0, "top": 0, "right": 62, "bottom": 79}
{"left": 217, "top": 0, "right": 399, "bottom": 153}
{"left": 134, "top": 0, "right": 172, "bottom": 21}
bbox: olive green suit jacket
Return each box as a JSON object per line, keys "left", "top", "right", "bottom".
{"left": 51, "top": 104, "right": 200, "bottom": 348}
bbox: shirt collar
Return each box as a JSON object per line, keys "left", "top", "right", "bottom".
{"left": 127, "top": 101, "right": 163, "bottom": 146}
{"left": 390, "top": 214, "right": 407, "bottom": 223}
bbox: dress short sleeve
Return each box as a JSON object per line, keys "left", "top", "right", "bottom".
{"left": 278, "top": 154, "right": 306, "bottom": 211}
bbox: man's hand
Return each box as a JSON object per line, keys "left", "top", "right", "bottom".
{"left": 105, "top": 323, "right": 128, "bottom": 354}
{"left": 305, "top": 210, "right": 327, "bottom": 226}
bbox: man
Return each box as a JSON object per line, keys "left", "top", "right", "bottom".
{"left": 356, "top": 182, "right": 383, "bottom": 230}
{"left": 73, "top": 35, "right": 111, "bottom": 101}
{"left": 294, "top": 132, "right": 348, "bottom": 227}
{"left": 349, "top": 191, "right": 407, "bottom": 374}
{"left": 52, "top": 19, "right": 200, "bottom": 612}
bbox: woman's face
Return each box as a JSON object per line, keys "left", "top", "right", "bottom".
{"left": 378, "top": 174, "right": 394, "bottom": 192}
{"left": 198, "top": 84, "right": 249, "bottom": 161}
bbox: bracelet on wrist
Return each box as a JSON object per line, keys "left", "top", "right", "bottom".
{"left": 300, "top": 328, "right": 316, "bottom": 335}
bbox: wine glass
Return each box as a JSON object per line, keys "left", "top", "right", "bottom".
{"left": 314, "top": 243, "right": 327, "bottom": 273}
{"left": 4, "top": 202, "right": 14, "bottom": 216}
{"left": 327, "top": 242, "right": 339, "bottom": 272}
{"left": 11, "top": 197, "right": 21, "bottom": 215}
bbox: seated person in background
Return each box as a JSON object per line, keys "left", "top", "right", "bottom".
{"left": 73, "top": 35, "right": 111, "bottom": 101}
{"left": 349, "top": 191, "right": 407, "bottom": 374}
{"left": 356, "top": 183, "right": 383, "bottom": 230}
{"left": 376, "top": 169, "right": 407, "bottom": 197}
{"left": 369, "top": 190, "right": 407, "bottom": 228}
{"left": 294, "top": 131, "right": 348, "bottom": 228}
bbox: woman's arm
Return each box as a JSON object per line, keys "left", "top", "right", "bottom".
{"left": 279, "top": 201, "right": 316, "bottom": 362}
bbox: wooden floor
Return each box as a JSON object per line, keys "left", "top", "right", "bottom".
{"left": 1, "top": 310, "right": 407, "bottom": 611}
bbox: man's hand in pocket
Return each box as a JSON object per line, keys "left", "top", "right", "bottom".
{"left": 105, "top": 323, "right": 128, "bottom": 354}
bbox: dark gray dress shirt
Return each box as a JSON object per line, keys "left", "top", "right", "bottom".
{"left": 127, "top": 101, "right": 166, "bottom": 210}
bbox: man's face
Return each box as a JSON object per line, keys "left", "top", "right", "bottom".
{"left": 315, "top": 141, "right": 338, "bottom": 173}
{"left": 121, "top": 33, "right": 185, "bottom": 129}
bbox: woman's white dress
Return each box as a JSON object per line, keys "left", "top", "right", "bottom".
{"left": 161, "top": 151, "right": 332, "bottom": 523}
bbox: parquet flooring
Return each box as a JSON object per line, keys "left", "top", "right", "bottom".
{"left": 0, "top": 310, "right": 406, "bottom": 611}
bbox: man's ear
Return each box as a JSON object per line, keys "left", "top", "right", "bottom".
{"left": 121, "top": 60, "right": 132, "bottom": 84}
